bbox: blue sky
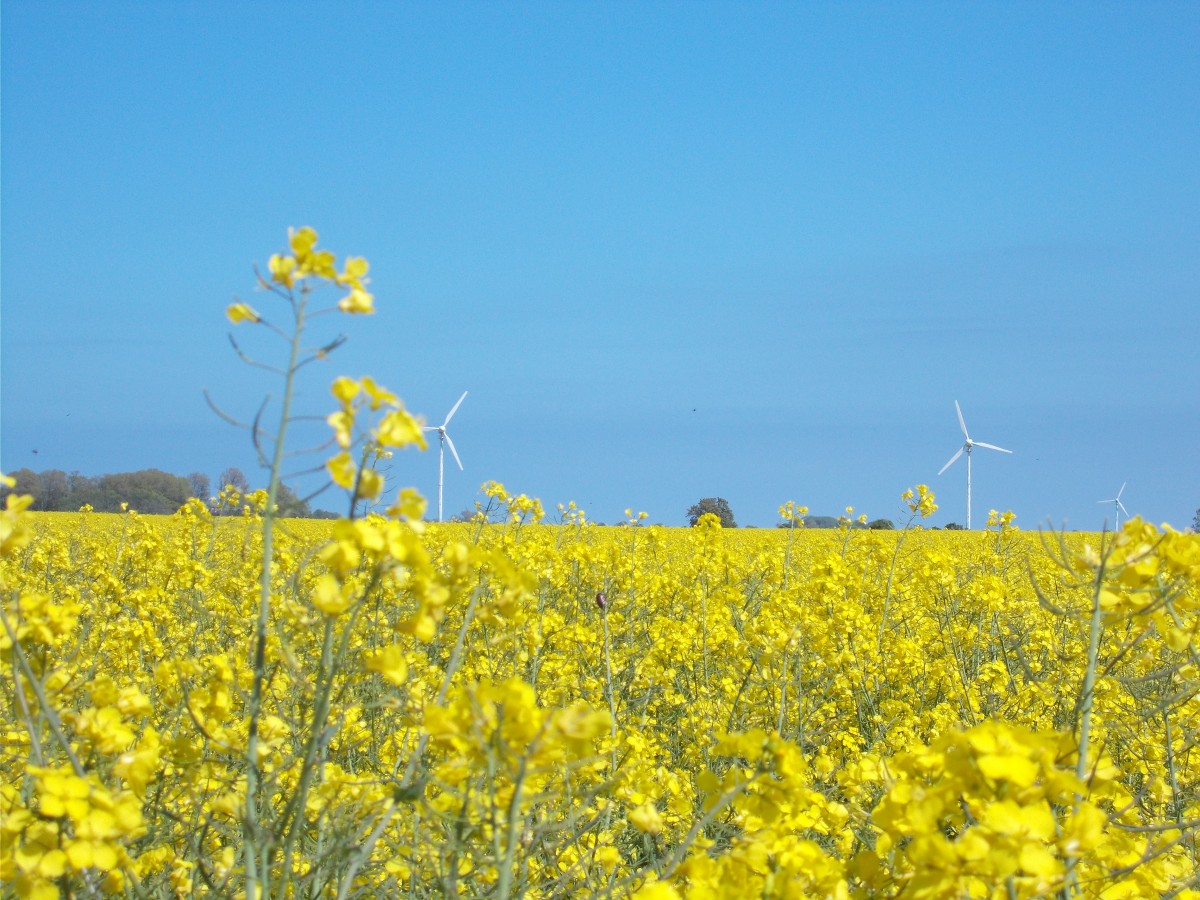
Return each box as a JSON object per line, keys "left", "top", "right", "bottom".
{"left": 2, "top": 1, "right": 1197, "bottom": 528}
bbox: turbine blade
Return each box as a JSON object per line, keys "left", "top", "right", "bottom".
{"left": 1117, "top": 481, "right": 1126, "bottom": 499}
{"left": 422, "top": 425, "right": 438, "bottom": 432}
{"left": 938, "top": 447, "right": 964, "bottom": 475}
{"left": 444, "top": 432, "right": 464, "bottom": 470}
{"left": 955, "top": 400, "right": 969, "bottom": 439}
{"left": 443, "top": 391, "right": 468, "bottom": 426}
{"left": 973, "top": 441, "right": 1012, "bottom": 454}
{"left": 1117, "top": 499, "right": 1129, "bottom": 516}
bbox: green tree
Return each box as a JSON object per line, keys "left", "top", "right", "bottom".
{"left": 5, "top": 469, "right": 41, "bottom": 504}
{"left": 33, "top": 469, "right": 69, "bottom": 510}
{"left": 687, "top": 497, "right": 736, "bottom": 528}
{"left": 867, "top": 518, "right": 895, "bottom": 530}
{"left": 97, "top": 469, "right": 191, "bottom": 514}
{"left": 274, "top": 483, "right": 311, "bottom": 518}
{"left": 66, "top": 473, "right": 107, "bottom": 511}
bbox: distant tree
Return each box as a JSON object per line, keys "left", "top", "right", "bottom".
{"left": 33, "top": 470, "right": 69, "bottom": 510}
{"left": 188, "top": 472, "right": 211, "bottom": 502}
{"left": 867, "top": 518, "right": 895, "bottom": 530}
{"left": 1193, "top": 508, "right": 1200, "bottom": 532}
{"left": 97, "top": 470, "right": 191, "bottom": 514}
{"left": 801, "top": 515, "right": 840, "bottom": 529}
{"left": 274, "top": 483, "right": 311, "bottom": 518}
{"left": 6, "top": 469, "right": 41, "bottom": 503}
{"left": 945, "top": 522, "right": 964, "bottom": 530}
{"left": 218, "top": 467, "right": 251, "bottom": 494}
{"left": 687, "top": 497, "right": 736, "bottom": 528}
{"left": 1, "top": 469, "right": 77, "bottom": 511}
{"left": 2, "top": 467, "right": 271, "bottom": 514}
{"left": 66, "top": 472, "right": 103, "bottom": 510}
{"left": 217, "top": 469, "right": 250, "bottom": 514}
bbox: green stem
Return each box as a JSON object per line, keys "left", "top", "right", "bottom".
{"left": 877, "top": 513, "right": 914, "bottom": 653}
{"left": 343, "top": 576, "right": 484, "bottom": 892}
{"left": 0, "top": 609, "right": 85, "bottom": 777}
{"left": 602, "top": 607, "right": 618, "bottom": 759}
{"left": 496, "top": 743, "right": 536, "bottom": 900}
{"left": 245, "top": 288, "right": 307, "bottom": 899}
{"left": 600, "top": 603, "right": 619, "bottom": 833}
{"left": 1075, "top": 564, "right": 1106, "bottom": 784}
{"left": 1063, "top": 548, "right": 1108, "bottom": 897}
{"left": 782, "top": 521, "right": 794, "bottom": 591}
{"left": 275, "top": 616, "right": 336, "bottom": 900}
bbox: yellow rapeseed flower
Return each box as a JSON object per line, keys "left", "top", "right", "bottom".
{"left": 225, "top": 302, "right": 261, "bottom": 324}
{"left": 365, "top": 645, "right": 409, "bottom": 686}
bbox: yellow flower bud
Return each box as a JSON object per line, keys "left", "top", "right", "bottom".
{"left": 225, "top": 302, "right": 260, "bottom": 324}
{"left": 326, "top": 452, "right": 357, "bottom": 490}
{"left": 628, "top": 802, "right": 664, "bottom": 835}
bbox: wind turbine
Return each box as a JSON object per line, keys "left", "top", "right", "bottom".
{"left": 937, "top": 400, "right": 1012, "bottom": 529}
{"left": 424, "top": 391, "right": 466, "bottom": 522}
{"left": 1097, "top": 482, "right": 1129, "bottom": 531}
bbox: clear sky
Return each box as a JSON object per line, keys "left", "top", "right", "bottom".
{"left": 3, "top": 1, "right": 1198, "bottom": 529}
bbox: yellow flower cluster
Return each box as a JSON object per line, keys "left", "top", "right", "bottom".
{"left": 225, "top": 227, "right": 375, "bottom": 326}
{"left": 268, "top": 225, "right": 374, "bottom": 313}
{"left": 325, "top": 374, "right": 427, "bottom": 505}
{"left": 902, "top": 484, "right": 938, "bottom": 519}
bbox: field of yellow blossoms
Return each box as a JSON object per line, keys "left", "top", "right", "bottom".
{"left": 3, "top": 230, "right": 1199, "bottom": 898}
{"left": 3, "top": 494, "right": 1199, "bottom": 898}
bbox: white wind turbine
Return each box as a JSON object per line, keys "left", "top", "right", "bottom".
{"left": 424, "top": 391, "right": 467, "bottom": 523}
{"left": 1098, "top": 482, "right": 1129, "bottom": 531}
{"left": 937, "top": 400, "right": 1012, "bottom": 530}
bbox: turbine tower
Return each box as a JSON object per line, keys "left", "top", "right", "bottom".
{"left": 937, "top": 400, "right": 1012, "bottom": 529}
{"left": 1097, "top": 482, "right": 1129, "bottom": 531}
{"left": 424, "top": 391, "right": 466, "bottom": 523}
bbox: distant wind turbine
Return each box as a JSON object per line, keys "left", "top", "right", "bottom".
{"left": 424, "top": 391, "right": 467, "bottom": 523}
{"left": 1097, "top": 482, "right": 1129, "bottom": 531}
{"left": 937, "top": 400, "right": 1012, "bottom": 529}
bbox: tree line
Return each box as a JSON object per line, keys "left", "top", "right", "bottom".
{"left": 687, "top": 497, "right": 911, "bottom": 530}
{"left": 0, "top": 467, "right": 333, "bottom": 517}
